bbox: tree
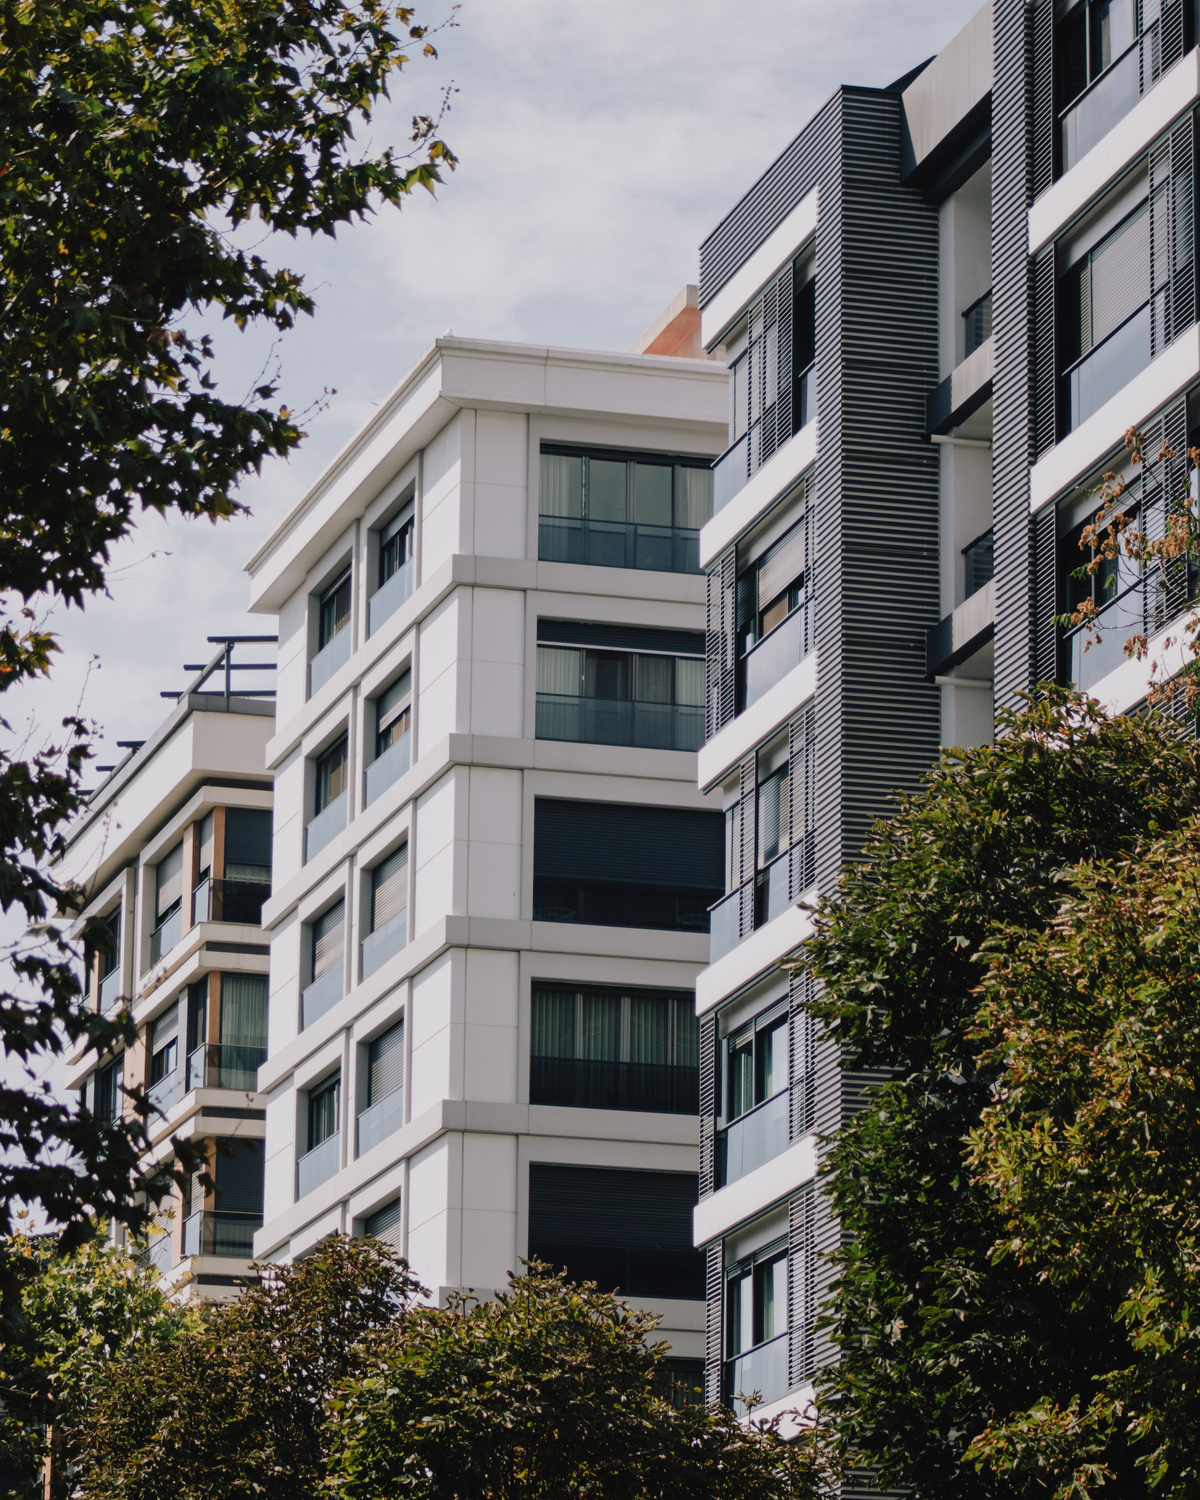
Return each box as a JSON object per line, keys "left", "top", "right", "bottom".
{"left": 0, "top": 0, "right": 455, "bottom": 1252}
{"left": 963, "top": 818, "right": 1200, "bottom": 1499}
{"left": 74, "top": 1234, "right": 422, "bottom": 1500}
{"left": 800, "top": 689, "right": 1200, "bottom": 1500}
{"left": 325, "top": 1261, "right": 837, "bottom": 1500}
{"left": 0, "top": 1228, "right": 190, "bottom": 1497}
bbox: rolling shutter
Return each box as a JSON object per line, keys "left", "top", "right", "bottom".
{"left": 224, "top": 808, "right": 272, "bottom": 869}
{"left": 312, "top": 900, "right": 344, "bottom": 979}
{"left": 368, "top": 1021, "right": 404, "bottom": 1106}
{"left": 371, "top": 847, "right": 408, "bottom": 930}
{"left": 533, "top": 800, "right": 723, "bottom": 890}
{"left": 365, "top": 1197, "right": 401, "bottom": 1243}
{"left": 156, "top": 844, "right": 183, "bottom": 919}
{"left": 214, "top": 1139, "right": 264, "bottom": 1217}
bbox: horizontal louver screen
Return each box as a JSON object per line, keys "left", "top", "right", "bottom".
{"left": 371, "top": 848, "right": 408, "bottom": 930}
{"left": 156, "top": 844, "right": 183, "bottom": 916}
{"left": 534, "top": 800, "right": 723, "bottom": 890}
{"left": 313, "top": 901, "right": 345, "bottom": 978}
{"left": 1089, "top": 202, "right": 1150, "bottom": 348}
{"left": 538, "top": 619, "right": 705, "bottom": 657}
{"left": 224, "top": 808, "right": 273, "bottom": 868}
{"left": 214, "top": 1139, "right": 264, "bottom": 1216}
{"left": 368, "top": 1022, "right": 404, "bottom": 1105}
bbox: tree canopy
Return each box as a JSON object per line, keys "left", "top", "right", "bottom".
{"left": 801, "top": 688, "right": 1200, "bottom": 1500}
{"left": 0, "top": 0, "right": 454, "bottom": 1252}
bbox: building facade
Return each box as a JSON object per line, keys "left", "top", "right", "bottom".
{"left": 690, "top": 0, "right": 1200, "bottom": 1423}
{"left": 244, "top": 328, "right": 727, "bottom": 1379}
{"left": 55, "top": 644, "right": 275, "bottom": 1300}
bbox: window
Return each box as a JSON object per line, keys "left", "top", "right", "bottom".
{"left": 306, "top": 737, "right": 350, "bottom": 862}
{"left": 318, "top": 569, "right": 351, "bottom": 652}
{"left": 299, "top": 1074, "right": 341, "bottom": 1196}
{"left": 716, "top": 1001, "right": 793, "bottom": 1187}
{"left": 726, "top": 1004, "right": 788, "bottom": 1122}
{"left": 725, "top": 1239, "right": 790, "bottom": 1413}
{"left": 217, "top": 973, "right": 268, "bottom": 1090}
{"left": 533, "top": 798, "right": 723, "bottom": 933}
{"left": 369, "top": 501, "right": 416, "bottom": 635}
{"left": 366, "top": 671, "right": 412, "bottom": 805}
{"left": 364, "top": 1196, "right": 401, "bottom": 1244}
{"left": 96, "top": 908, "right": 121, "bottom": 1010}
{"left": 184, "top": 1138, "right": 265, "bottom": 1258}
{"left": 535, "top": 622, "right": 705, "bottom": 752}
{"left": 200, "top": 807, "right": 272, "bottom": 925}
{"left": 527, "top": 1164, "right": 703, "bottom": 1299}
{"left": 537, "top": 446, "right": 713, "bottom": 575}
{"left": 150, "top": 843, "right": 183, "bottom": 962}
{"left": 357, "top": 1019, "right": 404, "bottom": 1154}
{"left": 530, "top": 984, "right": 698, "bottom": 1114}
{"left": 361, "top": 848, "right": 408, "bottom": 979}
{"left": 737, "top": 517, "right": 810, "bottom": 711}
{"left": 316, "top": 738, "right": 348, "bottom": 815}
{"left": 90, "top": 1057, "right": 122, "bottom": 1124}
{"left": 148, "top": 1002, "right": 179, "bottom": 1112}
{"left": 302, "top": 900, "right": 345, "bottom": 1028}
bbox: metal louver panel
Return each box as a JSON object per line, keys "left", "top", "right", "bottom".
{"left": 789, "top": 966, "right": 815, "bottom": 1140}
{"left": 699, "top": 1013, "right": 716, "bottom": 1198}
{"left": 1033, "top": 504, "right": 1059, "bottom": 685}
{"left": 1032, "top": 246, "right": 1057, "bottom": 456}
{"left": 706, "top": 549, "right": 737, "bottom": 739}
{"left": 757, "top": 520, "right": 807, "bottom": 611}
{"left": 1161, "top": 0, "right": 1186, "bottom": 73}
{"left": 1031, "top": 0, "right": 1054, "bottom": 199}
{"left": 788, "top": 1187, "right": 816, "bottom": 1387}
{"left": 738, "top": 755, "right": 756, "bottom": 940}
{"left": 704, "top": 1244, "right": 722, "bottom": 1406}
{"left": 788, "top": 706, "right": 817, "bottom": 895}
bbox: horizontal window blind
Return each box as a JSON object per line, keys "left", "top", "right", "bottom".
{"left": 198, "top": 813, "right": 214, "bottom": 878}
{"left": 365, "top": 1196, "right": 401, "bottom": 1241}
{"left": 368, "top": 1021, "right": 404, "bottom": 1105}
{"left": 756, "top": 520, "right": 807, "bottom": 611}
{"left": 371, "top": 848, "right": 408, "bottom": 930}
{"left": 214, "top": 1139, "right": 264, "bottom": 1216}
{"left": 380, "top": 500, "right": 414, "bottom": 546}
{"left": 1083, "top": 201, "right": 1150, "bottom": 352}
{"left": 377, "top": 671, "right": 411, "bottom": 730}
{"left": 312, "top": 901, "right": 345, "bottom": 978}
{"left": 224, "top": 808, "right": 273, "bottom": 868}
{"left": 534, "top": 799, "right": 723, "bottom": 890}
{"left": 528, "top": 1164, "right": 698, "bottom": 1253}
{"left": 156, "top": 844, "right": 183, "bottom": 916}
{"left": 538, "top": 619, "right": 705, "bottom": 657}
{"left": 150, "top": 1002, "right": 178, "bottom": 1054}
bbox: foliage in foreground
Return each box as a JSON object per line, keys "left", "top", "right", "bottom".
{"left": 965, "top": 818, "right": 1200, "bottom": 1498}
{"left": 802, "top": 688, "right": 1200, "bottom": 1500}
{"left": 0, "top": 0, "right": 454, "bottom": 1254}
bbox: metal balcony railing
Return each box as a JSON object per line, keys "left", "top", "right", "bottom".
{"left": 193, "top": 876, "right": 269, "bottom": 926}
{"left": 182, "top": 1210, "right": 261, "bottom": 1259}
{"left": 529, "top": 1057, "right": 699, "bottom": 1115}
{"left": 368, "top": 557, "right": 415, "bottom": 637}
{"left": 297, "top": 1132, "right": 340, "bottom": 1198}
{"left": 716, "top": 1089, "right": 790, "bottom": 1188}
{"left": 534, "top": 695, "right": 704, "bottom": 752}
{"left": 305, "top": 791, "right": 348, "bottom": 863}
{"left": 725, "top": 1330, "right": 790, "bottom": 1417}
{"left": 186, "top": 1043, "right": 267, "bottom": 1094}
{"left": 364, "top": 731, "right": 411, "bottom": 806}
{"left": 309, "top": 626, "right": 351, "bottom": 697}
{"left": 356, "top": 1087, "right": 405, "bottom": 1156}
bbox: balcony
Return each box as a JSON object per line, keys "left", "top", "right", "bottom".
{"left": 743, "top": 605, "right": 808, "bottom": 711}
{"left": 716, "top": 1089, "right": 790, "bottom": 1188}
{"left": 182, "top": 1210, "right": 261, "bottom": 1259}
{"left": 149, "top": 907, "right": 182, "bottom": 966}
{"left": 305, "top": 791, "right": 347, "bottom": 863}
{"left": 192, "top": 876, "right": 269, "bottom": 926}
{"left": 360, "top": 907, "right": 408, "bottom": 981}
{"left": 309, "top": 627, "right": 351, "bottom": 697}
{"left": 1060, "top": 38, "right": 1142, "bottom": 174}
{"left": 147, "top": 1070, "right": 178, "bottom": 1116}
{"left": 963, "top": 289, "right": 993, "bottom": 358}
{"left": 368, "top": 557, "right": 415, "bottom": 637}
{"left": 1065, "top": 302, "right": 1151, "bottom": 433}
{"left": 187, "top": 1043, "right": 266, "bottom": 1093}
{"left": 535, "top": 695, "right": 704, "bottom": 752}
{"left": 356, "top": 1088, "right": 404, "bottom": 1156}
{"left": 537, "top": 516, "right": 702, "bottom": 575}
{"left": 709, "top": 842, "right": 815, "bottom": 963}
{"left": 963, "top": 528, "right": 994, "bottom": 595}
{"left": 713, "top": 374, "right": 816, "bottom": 518}
{"left": 530, "top": 1057, "right": 699, "bottom": 1115}
{"left": 99, "top": 967, "right": 122, "bottom": 1012}
{"left": 533, "top": 877, "right": 716, "bottom": 934}
{"left": 1066, "top": 582, "right": 1145, "bottom": 690}
{"left": 143, "top": 1231, "right": 173, "bottom": 1277}
{"left": 364, "top": 732, "right": 411, "bottom": 807}
{"left": 297, "top": 1132, "right": 340, "bottom": 1198}
{"left": 725, "top": 1331, "right": 790, "bottom": 1417}
{"left": 301, "top": 965, "right": 344, "bottom": 1030}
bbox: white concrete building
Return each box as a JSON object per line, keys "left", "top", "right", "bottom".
{"left": 245, "top": 324, "right": 727, "bottom": 1375}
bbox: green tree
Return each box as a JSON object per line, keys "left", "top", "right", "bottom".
{"left": 325, "top": 1261, "right": 837, "bottom": 1500}
{"left": 0, "top": 0, "right": 455, "bottom": 1251}
{"left": 800, "top": 689, "right": 1200, "bottom": 1500}
{"left": 963, "top": 818, "right": 1200, "bottom": 1499}
{"left": 0, "top": 1228, "right": 190, "bottom": 1497}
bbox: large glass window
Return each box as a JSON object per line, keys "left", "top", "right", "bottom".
{"left": 316, "top": 737, "right": 348, "bottom": 815}
{"left": 725, "top": 1239, "right": 790, "bottom": 1415}
{"left": 530, "top": 984, "right": 698, "bottom": 1114}
{"left": 90, "top": 1057, "right": 122, "bottom": 1124}
{"left": 357, "top": 1020, "right": 404, "bottom": 1155}
{"left": 150, "top": 843, "right": 183, "bottom": 963}
{"left": 1057, "top": 0, "right": 1168, "bottom": 173}
{"left": 197, "top": 807, "right": 272, "bottom": 925}
{"left": 298, "top": 1074, "right": 341, "bottom": 1197}
{"left": 148, "top": 1002, "right": 179, "bottom": 1113}
{"left": 538, "top": 447, "right": 713, "bottom": 575}
{"left": 369, "top": 502, "right": 416, "bottom": 635}
{"left": 318, "top": 569, "right": 351, "bottom": 651}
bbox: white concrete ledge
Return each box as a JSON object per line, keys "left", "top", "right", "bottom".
{"left": 693, "top": 1134, "right": 817, "bottom": 1247}
{"left": 1030, "top": 325, "right": 1200, "bottom": 513}
{"left": 701, "top": 188, "right": 818, "bottom": 351}
{"left": 699, "top": 423, "right": 817, "bottom": 571}
{"left": 696, "top": 901, "right": 815, "bottom": 1017}
{"left": 698, "top": 652, "right": 817, "bottom": 792}
{"left": 1029, "top": 48, "right": 1200, "bottom": 255}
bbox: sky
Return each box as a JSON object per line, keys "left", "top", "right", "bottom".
{"left": 3, "top": 0, "right": 984, "bottom": 1116}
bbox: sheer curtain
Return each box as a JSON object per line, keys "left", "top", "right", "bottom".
{"left": 536, "top": 646, "right": 582, "bottom": 697}
{"left": 539, "top": 455, "right": 582, "bottom": 518}
{"left": 531, "top": 987, "right": 575, "bottom": 1059}
{"left": 220, "top": 974, "right": 268, "bottom": 1052}
{"left": 629, "top": 994, "right": 670, "bottom": 1066}
{"left": 580, "top": 992, "right": 620, "bottom": 1061}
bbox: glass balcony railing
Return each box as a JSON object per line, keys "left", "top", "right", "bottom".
{"left": 193, "top": 876, "right": 269, "bottom": 926}
{"left": 360, "top": 907, "right": 408, "bottom": 981}
{"left": 725, "top": 1331, "right": 790, "bottom": 1417}
{"left": 356, "top": 1087, "right": 405, "bottom": 1156}
{"left": 754, "top": 848, "right": 792, "bottom": 928}
{"left": 143, "top": 1231, "right": 173, "bottom": 1277}
{"left": 297, "top": 1132, "right": 340, "bottom": 1198}
{"left": 182, "top": 1210, "right": 261, "bottom": 1259}
{"left": 364, "top": 732, "right": 411, "bottom": 806}
{"left": 712, "top": 434, "right": 750, "bottom": 516}
{"left": 710, "top": 842, "right": 815, "bottom": 963}
{"left": 1065, "top": 302, "right": 1151, "bottom": 433}
{"left": 534, "top": 695, "right": 705, "bottom": 752}
{"left": 709, "top": 885, "right": 748, "bottom": 963}
{"left": 717, "top": 1089, "right": 790, "bottom": 1188}
{"left": 99, "top": 966, "right": 122, "bottom": 1012}
{"left": 368, "top": 557, "right": 415, "bottom": 637}
{"left": 147, "top": 1070, "right": 178, "bottom": 1116}
{"left": 743, "top": 604, "right": 808, "bottom": 711}
{"left": 149, "top": 907, "right": 182, "bottom": 966}
{"left": 537, "top": 517, "right": 702, "bottom": 575}
{"left": 963, "top": 289, "right": 993, "bottom": 358}
{"left": 963, "top": 528, "right": 994, "bottom": 596}
{"left": 1060, "top": 39, "right": 1143, "bottom": 174}
{"left": 186, "top": 1043, "right": 267, "bottom": 1093}
{"left": 305, "top": 791, "right": 348, "bottom": 863}
{"left": 309, "top": 627, "right": 351, "bottom": 697}
{"left": 1066, "top": 582, "right": 1145, "bottom": 690}
{"left": 301, "top": 965, "right": 344, "bottom": 1029}
{"left": 530, "top": 1057, "right": 699, "bottom": 1115}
